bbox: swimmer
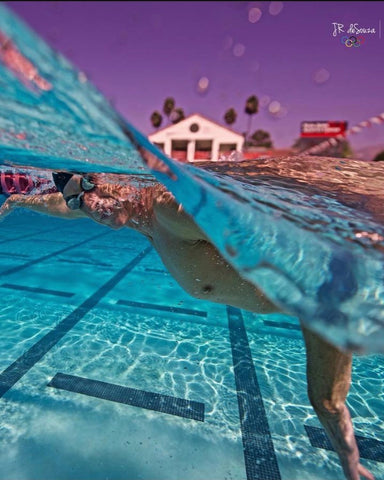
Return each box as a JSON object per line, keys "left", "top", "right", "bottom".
{"left": 0, "top": 170, "right": 56, "bottom": 196}
{"left": 0, "top": 171, "right": 375, "bottom": 480}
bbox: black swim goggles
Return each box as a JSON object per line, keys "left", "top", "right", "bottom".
{"left": 52, "top": 172, "right": 95, "bottom": 210}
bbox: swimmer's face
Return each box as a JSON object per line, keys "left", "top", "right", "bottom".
{"left": 63, "top": 175, "right": 130, "bottom": 229}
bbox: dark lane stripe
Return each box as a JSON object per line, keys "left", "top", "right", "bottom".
{"left": 0, "top": 247, "right": 151, "bottom": 398}
{"left": 1, "top": 283, "right": 74, "bottom": 298}
{"left": 305, "top": 425, "right": 384, "bottom": 462}
{"left": 0, "top": 226, "right": 59, "bottom": 245}
{"left": 48, "top": 373, "right": 204, "bottom": 422}
{"left": 117, "top": 299, "right": 207, "bottom": 318}
{"left": 227, "top": 306, "right": 281, "bottom": 480}
{"left": 1, "top": 231, "right": 111, "bottom": 276}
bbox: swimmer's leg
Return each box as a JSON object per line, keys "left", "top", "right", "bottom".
{"left": 301, "top": 324, "right": 374, "bottom": 480}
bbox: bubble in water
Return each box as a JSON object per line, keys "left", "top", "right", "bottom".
{"left": 248, "top": 7, "right": 262, "bottom": 23}
{"left": 313, "top": 68, "right": 330, "bottom": 85}
{"left": 197, "top": 76, "right": 210, "bottom": 94}
{"left": 260, "top": 95, "right": 271, "bottom": 108}
{"left": 233, "top": 43, "right": 246, "bottom": 57}
{"left": 276, "top": 106, "right": 288, "bottom": 119}
{"left": 268, "top": 100, "right": 281, "bottom": 114}
{"left": 269, "top": 1, "right": 284, "bottom": 16}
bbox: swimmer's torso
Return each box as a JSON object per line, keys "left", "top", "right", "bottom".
{"left": 151, "top": 196, "right": 278, "bottom": 314}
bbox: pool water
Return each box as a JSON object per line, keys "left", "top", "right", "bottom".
{"left": 1, "top": 4, "right": 384, "bottom": 478}
{"left": 1, "top": 209, "right": 384, "bottom": 480}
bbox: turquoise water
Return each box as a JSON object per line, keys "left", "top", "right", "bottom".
{"left": 0, "top": 211, "right": 384, "bottom": 480}
{"left": 1, "top": 4, "right": 384, "bottom": 480}
{"left": 0, "top": 4, "right": 383, "bottom": 352}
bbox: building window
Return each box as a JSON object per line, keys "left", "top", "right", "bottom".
{"left": 171, "top": 140, "right": 188, "bottom": 162}
{"left": 194, "top": 139, "right": 212, "bottom": 160}
{"left": 219, "top": 143, "right": 237, "bottom": 155}
{"left": 189, "top": 122, "right": 200, "bottom": 133}
{"left": 154, "top": 142, "right": 165, "bottom": 151}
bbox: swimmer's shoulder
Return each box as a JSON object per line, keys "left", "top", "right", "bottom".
{"left": 152, "top": 189, "right": 209, "bottom": 242}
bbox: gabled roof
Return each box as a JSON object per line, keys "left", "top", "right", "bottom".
{"left": 148, "top": 112, "right": 244, "bottom": 138}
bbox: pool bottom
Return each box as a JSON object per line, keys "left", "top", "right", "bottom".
{"left": 0, "top": 212, "right": 383, "bottom": 480}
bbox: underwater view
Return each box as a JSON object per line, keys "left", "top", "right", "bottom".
{"left": 1, "top": 3, "right": 384, "bottom": 480}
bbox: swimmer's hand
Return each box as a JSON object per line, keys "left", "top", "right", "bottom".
{"left": 0, "top": 193, "right": 86, "bottom": 220}
{"left": 302, "top": 326, "right": 375, "bottom": 480}
{"left": 334, "top": 413, "right": 375, "bottom": 480}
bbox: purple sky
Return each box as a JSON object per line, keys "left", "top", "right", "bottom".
{"left": 6, "top": 1, "right": 384, "bottom": 152}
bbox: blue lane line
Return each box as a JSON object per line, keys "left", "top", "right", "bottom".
{"left": 1, "top": 283, "right": 74, "bottom": 298}
{"left": 59, "top": 258, "right": 113, "bottom": 268}
{"left": 305, "top": 425, "right": 384, "bottom": 462}
{"left": 0, "top": 246, "right": 152, "bottom": 398}
{"left": 227, "top": 306, "right": 281, "bottom": 480}
{"left": 1, "top": 231, "right": 111, "bottom": 276}
{"left": 117, "top": 299, "right": 207, "bottom": 318}
{"left": 48, "top": 373, "right": 205, "bottom": 422}
{"left": 0, "top": 226, "right": 59, "bottom": 245}
{"left": 0, "top": 252, "right": 30, "bottom": 258}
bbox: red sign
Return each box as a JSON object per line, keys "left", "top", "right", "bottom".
{"left": 300, "top": 121, "right": 347, "bottom": 137}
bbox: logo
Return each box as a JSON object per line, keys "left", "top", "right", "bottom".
{"left": 331, "top": 22, "right": 381, "bottom": 47}
{"left": 341, "top": 35, "right": 365, "bottom": 48}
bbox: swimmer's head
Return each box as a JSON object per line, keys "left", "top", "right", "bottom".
{"left": 52, "top": 172, "right": 74, "bottom": 193}
{"left": 53, "top": 173, "right": 96, "bottom": 210}
{"left": 53, "top": 172, "right": 153, "bottom": 232}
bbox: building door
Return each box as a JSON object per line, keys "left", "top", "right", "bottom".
{"left": 194, "top": 140, "right": 213, "bottom": 161}
{"left": 171, "top": 140, "right": 188, "bottom": 162}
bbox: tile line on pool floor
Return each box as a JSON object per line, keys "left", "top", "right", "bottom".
{"left": 0, "top": 225, "right": 60, "bottom": 245}
{"left": 0, "top": 246, "right": 152, "bottom": 398}
{"left": 117, "top": 299, "right": 208, "bottom": 317}
{"left": 227, "top": 305, "right": 282, "bottom": 480}
{"left": 48, "top": 372, "right": 205, "bottom": 422}
{"left": 1, "top": 230, "right": 112, "bottom": 276}
{"left": 0, "top": 283, "right": 75, "bottom": 297}
{"left": 305, "top": 425, "right": 384, "bottom": 463}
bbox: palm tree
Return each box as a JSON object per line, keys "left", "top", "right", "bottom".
{"left": 163, "top": 97, "right": 175, "bottom": 124}
{"left": 224, "top": 108, "right": 237, "bottom": 126}
{"left": 150, "top": 111, "right": 163, "bottom": 129}
{"left": 244, "top": 95, "right": 259, "bottom": 141}
{"left": 373, "top": 151, "right": 384, "bottom": 161}
{"left": 170, "top": 107, "right": 185, "bottom": 124}
{"left": 250, "top": 129, "right": 273, "bottom": 148}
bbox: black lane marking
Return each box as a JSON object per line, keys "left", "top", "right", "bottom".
{"left": 305, "top": 425, "right": 384, "bottom": 462}
{"left": 1, "top": 231, "right": 111, "bottom": 275}
{"left": 117, "top": 299, "right": 207, "bottom": 317}
{"left": 48, "top": 373, "right": 204, "bottom": 422}
{"left": 227, "top": 306, "right": 281, "bottom": 480}
{"left": 1, "top": 283, "right": 74, "bottom": 297}
{"left": 0, "top": 247, "right": 151, "bottom": 398}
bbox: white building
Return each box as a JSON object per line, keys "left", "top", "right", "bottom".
{"left": 148, "top": 113, "right": 244, "bottom": 162}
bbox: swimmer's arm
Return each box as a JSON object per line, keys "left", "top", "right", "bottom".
{"left": 301, "top": 325, "right": 374, "bottom": 480}
{"left": 153, "top": 191, "right": 209, "bottom": 241}
{"left": 0, "top": 193, "right": 86, "bottom": 220}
